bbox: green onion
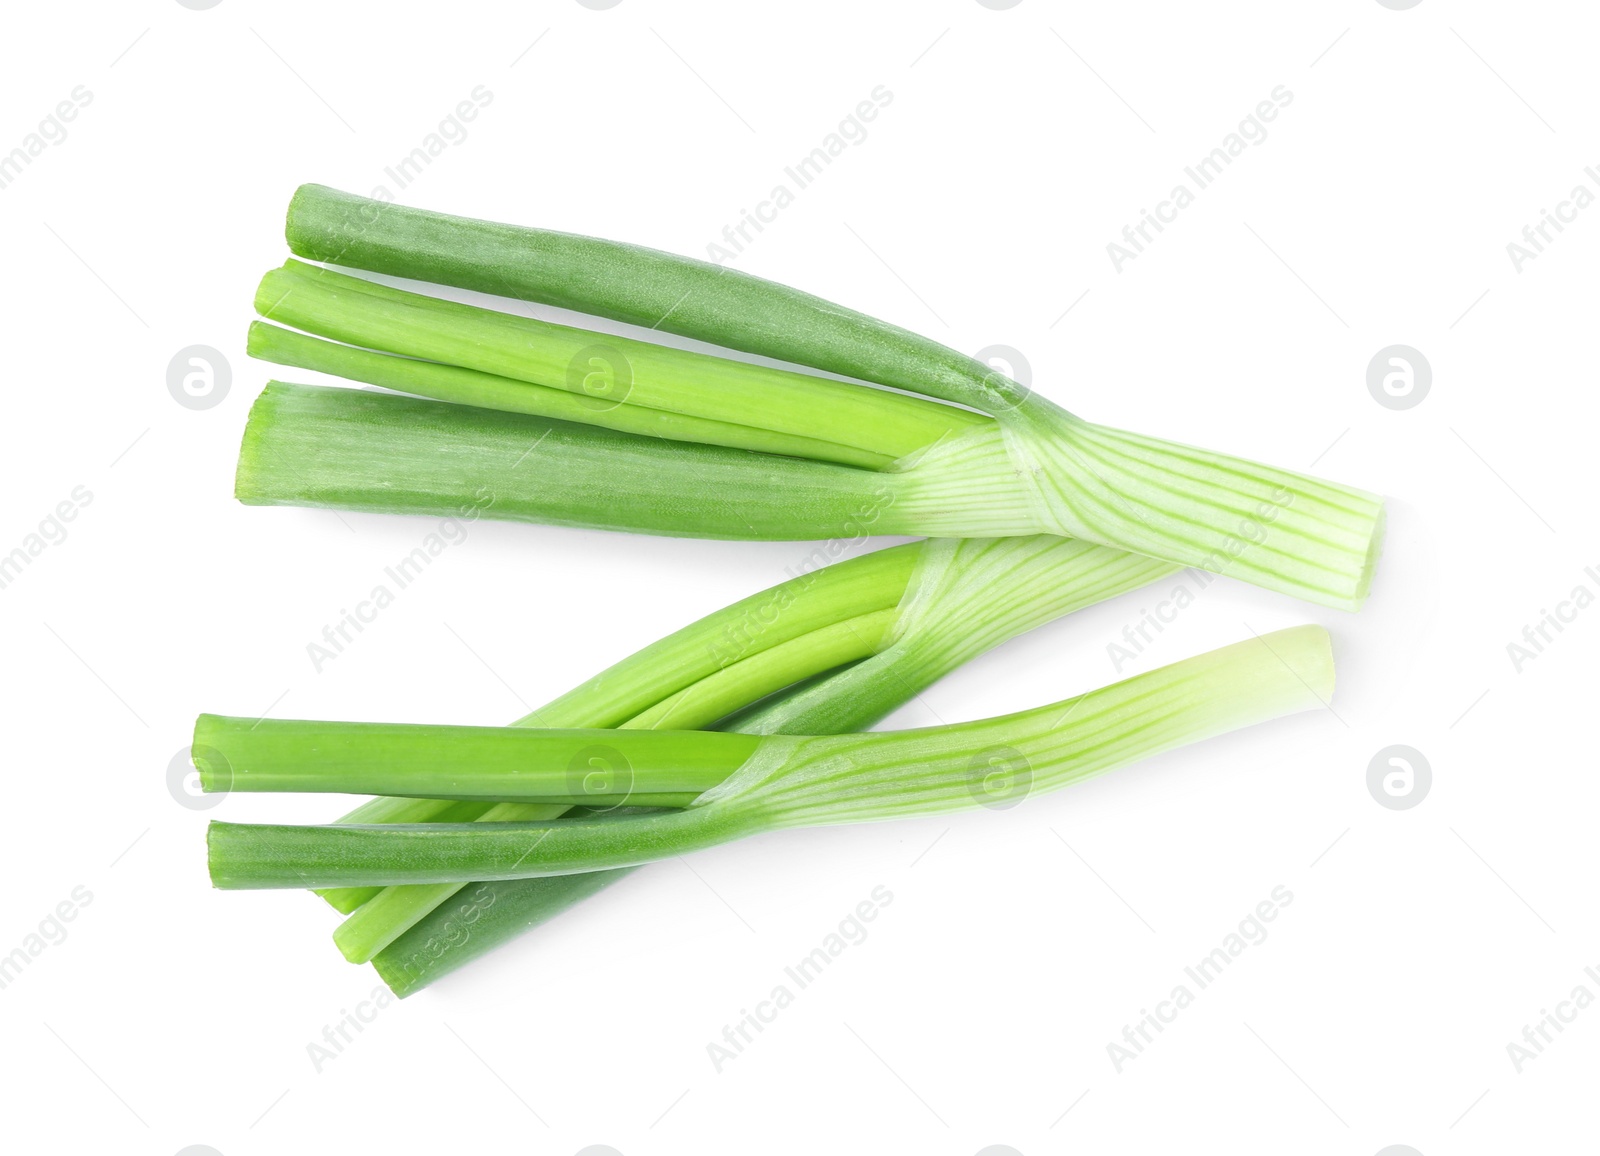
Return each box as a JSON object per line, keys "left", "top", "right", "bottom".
{"left": 212, "top": 186, "right": 1381, "bottom": 991}
{"left": 253, "top": 259, "right": 981, "bottom": 467}
{"left": 239, "top": 377, "right": 1382, "bottom": 612}
{"left": 207, "top": 625, "right": 1334, "bottom": 890}
{"left": 267, "top": 184, "right": 1385, "bottom": 610}
{"left": 195, "top": 715, "right": 756, "bottom": 806}
{"left": 248, "top": 321, "right": 914, "bottom": 468}
{"left": 306, "top": 535, "right": 1174, "bottom": 972}
{"left": 281, "top": 183, "right": 1015, "bottom": 408}
{"left": 237, "top": 381, "right": 896, "bottom": 543}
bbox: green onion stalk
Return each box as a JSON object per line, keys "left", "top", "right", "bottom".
{"left": 240, "top": 185, "right": 1385, "bottom": 611}
{"left": 253, "top": 535, "right": 1175, "bottom": 993}
{"left": 207, "top": 625, "right": 1335, "bottom": 891}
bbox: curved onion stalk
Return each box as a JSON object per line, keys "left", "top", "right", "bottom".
{"left": 271, "top": 184, "right": 1385, "bottom": 610}
{"left": 207, "top": 625, "right": 1334, "bottom": 890}
{"left": 310, "top": 535, "right": 1173, "bottom": 971}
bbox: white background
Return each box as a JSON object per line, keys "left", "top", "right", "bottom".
{"left": 1, "top": 2, "right": 1594, "bottom": 1153}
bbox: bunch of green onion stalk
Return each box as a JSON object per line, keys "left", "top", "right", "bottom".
{"left": 207, "top": 186, "right": 1382, "bottom": 997}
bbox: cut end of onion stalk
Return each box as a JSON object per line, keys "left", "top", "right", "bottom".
{"left": 190, "top": 730, "right": 231, "bottom": 794}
